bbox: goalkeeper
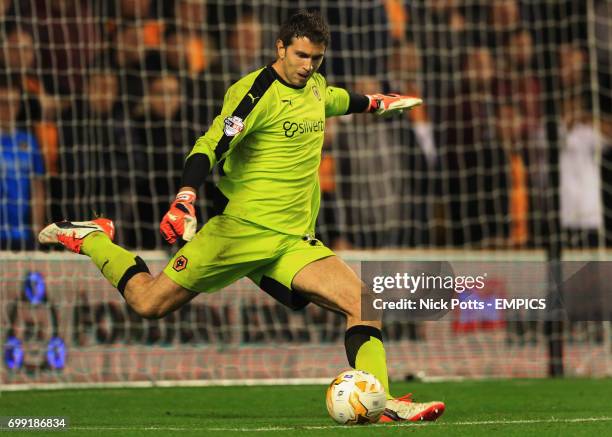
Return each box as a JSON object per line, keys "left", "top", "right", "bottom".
{"left": 39, "top": 10, "right": 443, "bottom": 423}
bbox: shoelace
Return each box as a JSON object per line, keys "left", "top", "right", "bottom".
{"left": 395, "top": 393, "right": 413, "bottom": 403}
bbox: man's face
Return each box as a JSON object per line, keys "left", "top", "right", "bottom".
{"left": 559, "top": 45, "right": 585, "bottom": 87}
{"left": 508, "top": 30, "right": 533, "bottom": 67}
{"left": 388, "top": 41, "right": 421, "bottom": 85}
{"left": 0, "top": 0, "right": 12, "bottom": 15}
{"left": 231, "top": 17, "right": 262, "bottom": 68}
{"left": 149, "top": 75, "right": 181, "bottom": 119}
{"left": 277, "top": 37, "right": 325, "bottom": 87}
{"left": 86, "top": 73, "right": 118, "bottom": 114}
{"left": 1, "top": 31, "right": 35, "bottom": 70}
{"left": 175, "top": 0, "right": 207, "bottom": 31}
{"left": 116, "top": 26, "right": 145, "bottom": 67}
{"left": 121, "top": 0, "right": 151, "bottom": 19}
{"left": 491, "top": 0, "right": 520, "bottom": 30}
{"left": 465, "top": 48, "right": 494, "bottom": 85}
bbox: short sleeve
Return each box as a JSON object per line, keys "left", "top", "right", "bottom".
{"left": 324, "top": 85, "right": 351, "bottom": 117}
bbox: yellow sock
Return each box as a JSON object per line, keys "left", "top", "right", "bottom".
{"left": 345, "top": 325, "right": 392, "bottom": 399}
{"left": 82, "top": 232, "right": 149, "bottom": 292}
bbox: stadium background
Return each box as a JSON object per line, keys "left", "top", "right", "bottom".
{"left": 1, "top": 0, "right": 611, "bottom": 392}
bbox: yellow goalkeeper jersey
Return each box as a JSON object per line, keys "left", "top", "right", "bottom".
{"left": 187, "top": 65, "right": 350, "bottom": 236}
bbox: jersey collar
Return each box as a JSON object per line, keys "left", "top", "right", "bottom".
{"left": 266, "top": 64, "right": 307, "bottom": 90}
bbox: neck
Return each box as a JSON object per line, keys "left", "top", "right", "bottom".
{"left": 269, "top": 61, "right": 306, "bottom": 89}
{"left": 271, "top": 60, "right": 288, "bottom": 83}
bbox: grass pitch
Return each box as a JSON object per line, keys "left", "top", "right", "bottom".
{"left": 1, "top": 379, "right": 611, "bottom": 436}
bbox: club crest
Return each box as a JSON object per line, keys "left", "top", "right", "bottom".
{"left": 312, "top": 85, "right": 321, "bottom": 101}
{"left": 173, "top": 255, "right": 188, "bottom": 272}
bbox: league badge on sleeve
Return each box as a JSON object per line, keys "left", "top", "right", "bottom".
{"left": 224, "top": 116, "right": 244, "bottom": 137}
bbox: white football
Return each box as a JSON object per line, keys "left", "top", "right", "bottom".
{"left": 325, "top": 369, "right": 387, "bottom": 424}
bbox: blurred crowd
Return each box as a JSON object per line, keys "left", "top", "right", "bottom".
{"left": 1, "top": 0, "right": 611, "bottom": 251}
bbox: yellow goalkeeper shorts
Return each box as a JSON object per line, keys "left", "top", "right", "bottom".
{"left": 163, "top": 214, "right": 334, "bottom": 294}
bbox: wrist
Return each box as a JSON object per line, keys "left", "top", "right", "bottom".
{"left": 176, "top": 190, "right": 197, "bottom": 204}
{"left": 365, "top": 94, "right": 378, "bottom": 113}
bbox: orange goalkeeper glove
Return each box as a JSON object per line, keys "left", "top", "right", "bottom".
{"left": 160, "top": 190, "right": 197, "bottom": 244}
{"left": 366, "top": 94, "right": 423, "bottom": 117}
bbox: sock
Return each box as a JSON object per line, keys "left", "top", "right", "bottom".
{"left": 345, "top": 325, "right": 392, "bottom": 399}
{"left": 81, "top": 232, "right": 150, "bottom": 294}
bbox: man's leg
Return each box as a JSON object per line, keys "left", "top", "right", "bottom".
{"left": 39, "top": 219, "right": 197, "bottom": 319}
{"left": 291, "top": 256, "right": 390, "bottom": 395}
{"left": 291, "top": 255, "right": 444, "bottom": 422}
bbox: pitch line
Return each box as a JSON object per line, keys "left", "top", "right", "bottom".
{"left": 68, "top": 417, "right": 612, "bottom": 432}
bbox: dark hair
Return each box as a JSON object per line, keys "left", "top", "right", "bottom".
{"left": 277, "top": 10, "right": 330, "bottom": 48}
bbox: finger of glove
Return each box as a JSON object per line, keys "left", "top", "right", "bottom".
{"left": 161, "top": 210, "right": 185, "bottom": 239}
{"left": 375, "top": 107, "right": 404, "bottom": 118}
{"left": 388, "top": 97, "right": 422, "bottom": 111}
{"left": 160, "top": 223, "right": 178, "bottom": 244}
{"left": 165, "top": 208, "right": 186, "bottom": 234}
{"left": 182, "top": 215, "right": 197, "bottom": 242}
{"left": 174, "top": 202, "right": 195, "bottom": 215}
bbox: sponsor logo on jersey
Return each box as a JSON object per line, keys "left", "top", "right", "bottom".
{"left": 312, "top": 85, "right": 321, "bottom": 101}
{"left": 223, "top": 116, "right": 244, "bottom": 137}
{"left": 282, "top": 119, "right": 324, "bottom": 138}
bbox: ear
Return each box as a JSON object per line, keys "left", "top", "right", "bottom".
{"left": 276, "top": 39, "right": 286, "bottom": 60}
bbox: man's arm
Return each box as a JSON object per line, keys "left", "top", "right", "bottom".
{"left": 159, "top": 154, "right": 211, "bottom": 244}
{"left": 179, "top": 153, "right": 211, "bottom": 195}
{"left": 160, "top": 68, "right": 272, "bottom": 244}
{"left": 326, "top": 86, "right": 422, "bottom": 117}
{"left": 159, "top": 90, "right": 245, "bottom": 245}
{"left": 345, "top": 92, "right": 370, "bottom": 114}
{"left": 344, "top": 90, "right": 423, "bottom": 116}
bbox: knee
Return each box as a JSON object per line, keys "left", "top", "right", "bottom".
{"left": 342, "top": 297, "right": 360, "bottom": 320}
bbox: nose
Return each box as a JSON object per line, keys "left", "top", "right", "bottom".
{"left": 304, "top": 59, "right": 314, "bottom": 71}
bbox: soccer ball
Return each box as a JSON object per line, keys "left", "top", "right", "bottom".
{"left": 325, "top": 370, "right": 387, "bottom": 424}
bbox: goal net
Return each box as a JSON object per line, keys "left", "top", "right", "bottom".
{"left": 1, "top": 1, "right": 611, "bottom": 388}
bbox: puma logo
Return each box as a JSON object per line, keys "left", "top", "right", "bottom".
{"left": 247, "top": 93, "right": 260, "bottom": 104}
